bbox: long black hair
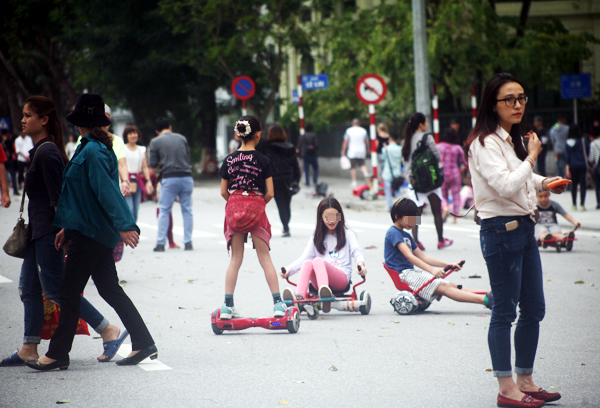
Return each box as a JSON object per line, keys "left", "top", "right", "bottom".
{"left": 464, "top": 73, "right": 527, "bottom": 160}
{"left": 313, "top": 197, "right": 346, "bottom": 255}
{"left": 25, "top": 96, "right": 68, "bottom": 164}
{"left": 402, "top": 112, "right": 426, "bottom": 161}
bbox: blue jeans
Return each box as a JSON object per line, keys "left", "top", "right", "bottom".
{"left": 19, "top": 233, "right": 108, "bottom": 344}
{"left": 556, "top": 153, "right": 565, "bottom": 179}
{"left": 479, "top": 216, "right": 545, "bottom": 377}
{"left": 383, "top": 180, "right": 401, "bottom": 210}
{"left": 157, "top": 176, "right": 194, "bottom": 245}
{"left": 302, "top": 155, "right": 318, "bottom": 186}
{"left": 125, "top": 187, "right": 142, "bottom": 221}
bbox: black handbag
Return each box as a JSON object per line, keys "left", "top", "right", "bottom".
{"left": 3, "top": 141, "right": 50, "bottom": 258}
{"left": 288, "top": 181, "right": 300, "bottom": 195}
{"left": 384, "top": 147, "right": 404, "bottom": 190}
{"left": 3, "top": 189, "right": 29, "bottom": 258}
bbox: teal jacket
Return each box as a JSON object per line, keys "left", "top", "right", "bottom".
{"left": 53, "top": 134, "right": 139, "bottom": 249}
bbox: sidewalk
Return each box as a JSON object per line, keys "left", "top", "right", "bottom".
{"left": 297, "top": 175, "right": 600, "bottom": 232}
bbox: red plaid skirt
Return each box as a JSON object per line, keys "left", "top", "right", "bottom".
{"left": 224, "top": 191, "right": 271, "bottom": 250}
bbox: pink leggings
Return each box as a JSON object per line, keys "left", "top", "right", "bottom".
{"left": 296, "top": 258, "right": 348, "bottom": 298}
{"left": 441, "top": 172, "right": 462, "bottom": 215}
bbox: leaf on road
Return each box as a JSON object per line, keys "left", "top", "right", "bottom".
{"left": 179, "top": 306, "right": 187, "bottom": 309}
{"left": 187, "top": 279, "right": 197, "bottom": 283}
{"left": 378, "top": 333, "right": 391, "bottom": 337}
{"left": 365, "top": 245, "right": 377, "bottom": 249}
{"left": 404, "top": 362, "right": 415, "bottom": 365}
{"left": 294, "top": 380, "right": 305, "bottom": 383}
{"left": 56, "top": 398, "right": 71, "bottom": 404}
{"left": 574, "top": 280, "right": 584, "bottom": 284}
{"left": 469, "top": 275, "right": 481, "bottom": 279}
{"left": 485, "top": 368, "right": 493, "bottom": 372}
{"left": 329, "top": 364, "right": 338, "bottom": 371}
{"left": 279, "top": 401, "right": 289, "bottom": 405}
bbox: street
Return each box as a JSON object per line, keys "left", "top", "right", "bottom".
{"left": 1, "top": 176, "right": 599, "bottom": 408}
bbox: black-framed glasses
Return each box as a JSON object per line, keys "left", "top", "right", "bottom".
{"left": 496, "top": 96, "right": 528, "bottom": 107}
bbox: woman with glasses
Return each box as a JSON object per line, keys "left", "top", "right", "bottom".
{"left": 465, "top": 73, "right": 567, "bottom": 408}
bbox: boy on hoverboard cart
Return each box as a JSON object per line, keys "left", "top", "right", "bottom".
{"left": 535, "top": 190, "right": 580, "bottom": 251}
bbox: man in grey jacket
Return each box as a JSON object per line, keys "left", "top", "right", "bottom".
{"left": 149, "top": 117, "right": 194, "bottom": 251}
{"left": 550, "top": 116, "right": 569, "bottom": 179}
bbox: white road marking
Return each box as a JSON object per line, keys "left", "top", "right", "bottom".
{"left": 116, "top": 344, "right": 171, "bottom": 371}
{"left": 0, "top": 275, "right": 13, "bottom": 283}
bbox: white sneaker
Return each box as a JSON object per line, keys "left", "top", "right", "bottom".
{"left": 274, "top": 301, "right": 287, "bottom": 317}
{"left": 282, "top": 287, "right": 297, "bottom": 305}
{"left": 351, "top": 181, "right": 358, "bottom": 188}
{"left": 220, "top": 304, "right": 241, "bottom": 320}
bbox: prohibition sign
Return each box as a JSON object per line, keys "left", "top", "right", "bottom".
{"left": 232, "top": 76, "right": 256, "bottom": 100}
{"left": 356, "top": 74, "right": 387, "bottom": 105}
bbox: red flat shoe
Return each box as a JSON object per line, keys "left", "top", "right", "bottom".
{"left": 497, "top": 394, "right": 545, "bottom": 408}
{"left": 521, "top": 388, "right": 561, "bottom": 402}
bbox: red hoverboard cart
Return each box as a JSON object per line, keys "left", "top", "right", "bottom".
{"left": 537, "top": 226, "right": 578, "bottom": 253}
{"left": 211, "top": 307, "right": 301, "bottom": 335}
{"left": 352, "top": 177, "right": 385, "bottom": 200}
{"left": 384, "top": 261, "right": 488, "bottom": 315}
{"left": 283, "top": 267, "right": 371, "bottom": 320}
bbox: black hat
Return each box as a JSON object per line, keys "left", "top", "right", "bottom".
{"left": 66, "top": 94, "right": 111, "bottom": 128}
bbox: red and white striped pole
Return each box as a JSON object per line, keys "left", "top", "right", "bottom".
{"left": 432, "top": 84, "right": 439, "bottom": 143}
{"left": 298, "top": 75, "right": 305, "bottom": 136}
{"left": 471, "top": 86, "right": 477, "bottom": 127}
{"left": 369, "top": 104, "right": 378, "bottom": 182}
{"left": 242, "top": 100, "right": 247, "bottom": 116}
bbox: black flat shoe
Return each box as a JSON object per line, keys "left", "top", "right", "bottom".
{"left": 25, "top": 358, "right": 69, "bottom": 371}
{"left": 116, "top": 345, "right": 157, "bottom": 366}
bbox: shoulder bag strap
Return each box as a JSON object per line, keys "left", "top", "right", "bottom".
{"left": 384, "top": 147, "right": 398, "bottom": 179}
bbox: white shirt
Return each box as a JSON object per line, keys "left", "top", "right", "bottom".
{"left": 125, "top": 145, "right": 146, "bottom": 174}
{"left": 468, "top": 126, "right": 546, "bottom": 220}
{"left": 286, "top": 229, "right": 365, "bottom": 280}
{"left": 344, "top": 126, "right": 368, "bottom": 159}
{"left": 15, "top": 135, "right": 34, "bottom": 162}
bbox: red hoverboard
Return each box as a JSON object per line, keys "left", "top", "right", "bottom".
{"left": 211, "top": 307, "right": 301, "bottom": 335}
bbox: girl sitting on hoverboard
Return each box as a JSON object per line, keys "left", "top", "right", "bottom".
{"left": 280, "top": 198, "right": 367, "bottom": 314}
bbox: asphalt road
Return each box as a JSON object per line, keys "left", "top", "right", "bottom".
{"left": 1, "top": 176, "right": 598, "bottom": 408}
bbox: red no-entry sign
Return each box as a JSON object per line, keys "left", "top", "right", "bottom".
{"left": 356, "top": 74, "right": 387, "bottom": 105}
{"left": 231, "top": 76, "right": 256, "bottom": 101}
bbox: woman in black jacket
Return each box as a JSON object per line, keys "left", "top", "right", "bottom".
{"left": 264, "top": 125, "right": 300, "bottom": 237}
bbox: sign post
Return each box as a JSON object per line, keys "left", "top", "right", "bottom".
{"left": 231, "top": 76, "right": 256, "bottom": 116}
{"left": 560, "top": 73, "right": 592, "bottom": 125}
{"left": 356, "top": 74, "right": 387, "bottom": 198}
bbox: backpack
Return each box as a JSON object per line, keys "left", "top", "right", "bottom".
{"left": 409, "top": 134, "right": 444, "bottom": 193}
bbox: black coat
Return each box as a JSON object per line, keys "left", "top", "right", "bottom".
{"left": 264, "top": 142, "right": 301, "bottom": 186}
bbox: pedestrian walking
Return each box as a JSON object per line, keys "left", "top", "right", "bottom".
{"left": 465, "top": 73, "right": 567, "bottom": 408}
{"left": 280, "top": 197, "right": 366, "bottom": 314}
{"left": 123, "top": 125, "right": 154, "bottom": 221}
{"left": 148, "top": 117, "right": 194, "bottom": 252}
{"left": 564, "top": 124, "right": 590, "bottom": 211}
{"left": 1, "top": 129, "right": 19, "bottom": 196}
{"left": 218, "top": 116, "right": 287, "bottom": 320}
{"left": 589, "top": 130, "right": 600, "bottom": 209}
{"left": 532, "top": 116, "right": 550, "bottom": 176}
{"left": 0, "top": 141, "right": 10, "bottom": 208}
{"left": 21, "top": 95, "right": 150, "bottom": 371}
{"left": 550, "top": 116, "right": 568, "bottom": 179}
{"left": 376, "top": 123, "right": 390, "bottom": 177}
{"left": 438, "top": 127, "right": 468, "bottom": 224}
{"left": 263, "top": 124, "right": 301, "bottom": 237}
{"left": 341, "top": 119, "right": 370, "bottom": 187}
{"left": 401, "top": 112, "right": 452, "bottom": 250}
{"left": 14, "top": 130, "right": 33, "bottom": 190}
{"left": 381, "top": 131, "right": 403, "bottom": 210}
{"left": 297, "top": 123, "right": 319, "bottom": 187}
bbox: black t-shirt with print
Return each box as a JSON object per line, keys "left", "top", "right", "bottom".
{"left": 219, "top": 149, "right": 275, "bottom": 195}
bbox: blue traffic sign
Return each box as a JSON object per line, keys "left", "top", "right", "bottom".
{"left": 231, "top": 76, "right": 256, "bottom": 100}
{"left": 560, "top": 73, "right": 592, "bottom": 99}
{"left": 292, "top": 90, "right": 299, "bottom": 105}
{"left": 302, "top": 74, "right": 329, "bottom": 90}
{"left": 0, "top": 117, "right": 10, "bottom": 130}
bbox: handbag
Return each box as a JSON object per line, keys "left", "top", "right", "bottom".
{"left": 3, "top": 142, "right": 51, "bottom": 258}
{"left": 384, "top": 147, "right": 404, "bottom": 191}
{"left": 288, "top": 181, "right": 300, "bottom": 195}
{"left": 340, "top": 156, "right": 351, "bottom": 170}
{"left": 41, "top": 293, "right": 90, "bottom": 340}
{"left": 581, "top": 139, "right": 595, "bottom": 187}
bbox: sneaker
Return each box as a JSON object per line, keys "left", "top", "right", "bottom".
{"left": 542, "top": 233, "right": 552, "bottom": 249}
{"left": 220, "top": 304, "right": 241, "bottom": 320}
{"left": 153, "top": 244, "right": 165, "bottom": 252}
{"left": 319, "top": 285, "right": 333, "bottom": 313}
{"left": 295, "top": 294, "right": 306, "bottom": 313}
{"left": 274, "top": 301, "right": 287, "bottom": 317}
{"left": 184, "top": 242, "right": 193, "bottom": 251}
{"left": 484, "top": 291, "right": 494, "bottom": 310}
{"left": 416, "top": 241, "right": 426, "bottom": 251}
{"left": 282, "top": 287, "right": 297, "bottom": 305}
{"left": 579, "top": 206, "right": 586, "bottom": 212}
{"left": 169, "top": 243, "right": 180, "bottom": 249}
{"left": 571, "top": 205, "right": 577, "bottom": 211}
{"left": 351, "top": 180, "right": 358, "bottom": 188}
{"left": 282, "top": 231, "right": 291, "bottom": 237}
{"left": 437, "top": 238, "right": 453, "bottom": 249}
{"left": 565, "top": 231, "right": 575, "bottom": 251}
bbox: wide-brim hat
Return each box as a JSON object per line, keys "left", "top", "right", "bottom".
{"left": 66, "top": 94, "right": 111, "bottom": 128}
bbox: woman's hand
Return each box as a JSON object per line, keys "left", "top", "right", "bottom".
{"left": 543, "top": 177, "right": 569, "bottom": 194}
{"left": 121, "top": 180, "right": 130, "bottom": 197}
{"left": 145, "top": 180, "right": 154, "bottom": 195}
{"left": 54, "top": 229, "right": 71, "bottom": 254}
{"left": 526, "top": 131, "right": 541, "bottom": 159}
{"left": 120, "top": 230, "right": 139, "bottom": 248}
{"left": 280, "top": 267, "right": 289, "bottom": 279}
{"left": 357, "top": 263, "right": 367, "bottom": 277}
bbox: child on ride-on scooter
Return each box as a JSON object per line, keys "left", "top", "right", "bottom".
{"left": 535, "top": 191, "right": 581, "bottom": 250}
{"left": 384, "top": 198, "right": 493, "bottom": 309}
{"left": 280, "top": 198, "right": 367, "bottom": 314}
{"left": 218, "top": 115, "right": 287, "bottom": 320}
